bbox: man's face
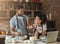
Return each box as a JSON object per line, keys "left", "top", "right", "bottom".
{"left": 17, "top": 8, "right": 24, "bottom": 16}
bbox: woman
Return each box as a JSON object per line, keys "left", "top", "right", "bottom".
{"left": 29, "top": 14, "right": 47, "bottom": 38}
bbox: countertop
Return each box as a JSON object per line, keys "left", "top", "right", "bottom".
{"left": 5, "top": 36, "right": 47, "bottom": 44}
{"left": 0, "top": 35, "right": 5, "bottom": 38}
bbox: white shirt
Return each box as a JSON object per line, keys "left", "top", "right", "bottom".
{"left": 33, "top": 24, "right": 47, "bottom": 33}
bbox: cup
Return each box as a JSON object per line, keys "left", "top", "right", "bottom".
{"left": 12, "top": 38, "right": 15, "bottom": 44}
{"left": 5, "top": 35, "right": 12, "bottom": 41}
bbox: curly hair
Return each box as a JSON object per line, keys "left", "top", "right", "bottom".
{"left": 34, "top": 13, "right": 47, "bottom": 24}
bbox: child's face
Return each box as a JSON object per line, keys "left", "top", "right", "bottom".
{"left": 34, "top": 16, "right": 41, "bottom": 24}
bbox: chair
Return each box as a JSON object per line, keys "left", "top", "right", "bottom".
{"left": 47, "top": 31, "right": 58, "bottom": 43}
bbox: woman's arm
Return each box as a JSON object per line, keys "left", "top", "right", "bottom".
{"left": 42, "top": 30, "right": 46, "bottom": 36}
{"left": 34, "top": 30, "right": 39, "bottom": 38}
{"left": 42, "top": 24, "right": 47, "bottom": 36}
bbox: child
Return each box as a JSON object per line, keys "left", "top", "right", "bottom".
{"left": 29, "top": 15, "right": 47, "bottom": 38}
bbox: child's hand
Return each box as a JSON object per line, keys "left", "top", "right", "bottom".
{"left": 37, "top": 27, "right": 42, "bottom": 30}
{"left": 29, "top": 25, "right": 34, "bottom": 29}
{"left": 34, "top": 31, "right": 38, "bottom": 38}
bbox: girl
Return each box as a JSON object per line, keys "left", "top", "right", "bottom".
{"left": 29, "top": 15, "right": 47, "bottom": 38}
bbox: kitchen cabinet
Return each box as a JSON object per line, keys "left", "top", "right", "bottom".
{"left": 0, "top": 38, "right": 5, "bottom": 44}
{"left": 0, "top": 35, "right": 5, "bottom": 44}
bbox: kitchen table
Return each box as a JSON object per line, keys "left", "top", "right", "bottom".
{"left": 5, "top": 39, "right": 47, "bottom": 44}
{"left": 0, "top": 35, "right": 5, "bottom": 44}
{"left": 5, "top": 36, "right": 47, "bottom": 44}
{"left": 5, "top": 42, "right": 46, "bottom": 44}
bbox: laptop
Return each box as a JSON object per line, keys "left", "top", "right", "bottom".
{"left": 47, "top": 31, "right": 58, "bottom": 43}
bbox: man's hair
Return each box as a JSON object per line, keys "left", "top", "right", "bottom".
{"left": 16, "top": 4, "right": 24, "bottom": 10}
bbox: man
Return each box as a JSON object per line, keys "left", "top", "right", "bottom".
{"left": 10, "top": 5, "right": 29, "bottom": 36}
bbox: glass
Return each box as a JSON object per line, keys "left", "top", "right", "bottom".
{"left": 1, "top": 31, "right": 6, "bottom": 35}
{"left": 34, "top": 39, "right": 46, "bottom": 44}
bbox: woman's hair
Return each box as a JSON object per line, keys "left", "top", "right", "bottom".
{"left": 34, "top": 13, "right": 47, "bottom": 24}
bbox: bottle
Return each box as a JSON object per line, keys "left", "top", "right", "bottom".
{"left": 6, "top": 29, "right": 9, "bottom": 34}
{"left": 26, "top": 0, "right": 29, "bottom": 2}
{"left": 12, "top": 38, "right": 15, "bottom": 44}
{"left": 14, "top": 0, "right": 17, "bottom": 1}
{"left": 19, "top": 0, "right": 22, "bottom": 2}
{"left": 15, "top": 36, "right": 19, "bottom": 40}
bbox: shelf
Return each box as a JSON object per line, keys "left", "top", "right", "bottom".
{"left": 33, "top": 10, "right": 42, "bottom": 11}
{"left": 0, "top": 17, "right": 10, "bottom": 20}
{"left": 0, "top": 9, "right": 8, "bottom": 11}
{"left": 24, "top": 10, "right": 33, "bottom": 11}
{"left": 32, "top": 2, "right": 42, "bottom": 3}
{"left": 0, "top": 0, "right": 43, "bottom": 20}
{"left": 9, "top": 10, "right": 42, "bottom": 12}
{"left": 47, "top": 28, "right": 56, "bottom": 29}
{"left": 0, "top": 1, "right": 43, "bottom": 3}
{"left": 0, "top": 1, "right": 32, "bottom": 3}
{"left": 8, "top": 17, "right": 34, "bottom": 19}
{"left": 0, "top": 35, "right": 5, "bottom": 38}
{"left": 0, "top": 10, "right": 42, "bottom": 11}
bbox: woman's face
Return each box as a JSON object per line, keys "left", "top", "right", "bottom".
{"left": 34, "top": 16, "right": 41, "bottom": 24}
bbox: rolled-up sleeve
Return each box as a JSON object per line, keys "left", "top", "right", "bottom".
{"left": 42, "top": 24, "right": 47, "bottom": 30}
{"left": 24, "top": 15, "right": 29, "bottom": 21}
{"left": 10, "top": 18, "right": 15, "bottom": 28}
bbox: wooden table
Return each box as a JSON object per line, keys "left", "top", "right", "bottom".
{"left": 0, "top": 35, "right": 5, "bottom": 44}
{"left": 0, "top": 35, "right": 5, "bottom": 38}
{"left": 5, "top": 41, "right": 34, "bottom": 44}
{"left": 5, "top": 40, "right": 46, "bottom": 44}
{"left": 5, "top": 42, "right": 46, "bottom": 44}
{"left": 5, "top": 36, "right": 47, "bottom": 44}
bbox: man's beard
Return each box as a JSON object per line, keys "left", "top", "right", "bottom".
{"left": 18, "top": 13, "right": 24, "bottom": 16}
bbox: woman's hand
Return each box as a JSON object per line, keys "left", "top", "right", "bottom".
{"left": 34, "top": 31, "right": 39, "bottom": 38}
{"left": 29, "top": 25, "right": 34, "bottom": 29}
{"left": 42, "top": 30, "right": 46, "bottom": 36}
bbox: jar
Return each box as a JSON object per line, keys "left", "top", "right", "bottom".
{"left": 5, "top": 35, "right": 12, "bottom": 40}
{"left": 1, "top": 31, "right": 6, "bottom": 35}
{"left": 19, "top": 0, "right": 22, "bottom": 2}
{"left": 26, "top": 0, "right": 29, "bottom": 2}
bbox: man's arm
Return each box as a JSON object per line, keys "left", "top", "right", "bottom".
{"left": 26, "top": 19, "right": 30, "bottom": 26}
{"left": 10, "top": 27, "right": 16, "bottom": 35}
{"left": 24, "top": 15, "right": 30, "bottom": 29}
{"left": 10, "top": 18, "right": 20, "bottom": 36}
{"left": 10, "top": 27, "right": 20, "bottom": 36}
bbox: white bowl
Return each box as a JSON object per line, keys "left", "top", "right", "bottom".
{"left": 19, "top": 35, "right": 27, "bottom": 40}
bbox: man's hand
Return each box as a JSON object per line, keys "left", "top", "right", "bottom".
{"left": 29, "top": 25, "right": 34, "bottom": 29}
{"left": 15, "top": 32, "right": 21, "bottom": 36}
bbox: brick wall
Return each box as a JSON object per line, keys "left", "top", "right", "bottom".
{"left": 0, "top": 20, "right": 9, "bottom": 31}
{"left": 44, "top": 0, "right": 60, "bottom": 38}
{"left": 0, "top": 0, "right": 60, "bottom": 38}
